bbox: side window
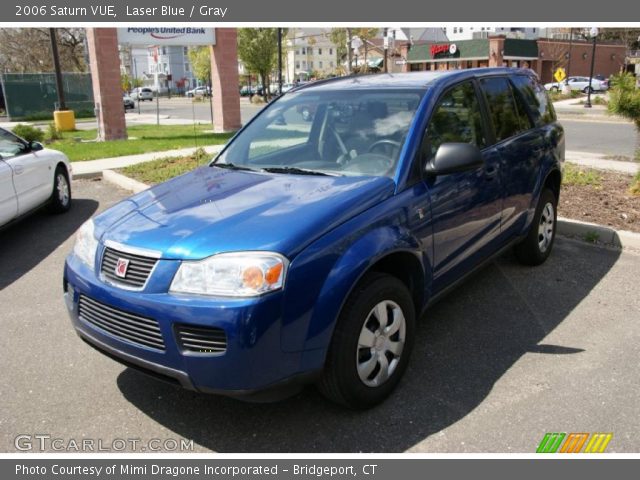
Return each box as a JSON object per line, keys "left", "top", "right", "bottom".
{"left": 424, "top": 81, "right": 485, "bottom": 161}
{"left": 511, "top": 75, "right": 556, "bottom": 126}
{"left": 0, "top": 129, "right": 26, "bottom": 158}
{"left": 480, "top": 77, "right": 528, "bottom": 143}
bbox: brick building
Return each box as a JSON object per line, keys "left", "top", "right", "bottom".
{"left": 404, "top": 36, "right": 627, "bottom": 83}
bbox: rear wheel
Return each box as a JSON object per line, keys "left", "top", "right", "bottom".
{"left": 514, "top": 188, "right": 557, "bottom": 266}
{"left": 49, "top": 166, "right": 71, "bottom": 214}
{"left": 317, "top": 273, "right": 415, "bottom": 409}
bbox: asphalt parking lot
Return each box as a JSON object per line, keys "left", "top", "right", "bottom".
{"left": 1, "top": 179, "right": 639, "bottom": 453}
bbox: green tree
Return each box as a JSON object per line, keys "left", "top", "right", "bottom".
{"left": 352, "top": 28, "right": 379, "bottom": 72}
{"left": 188, "top": 46, "right": 211, "bottom": 85}
{"left": 608, "top": 72, "right": 640, "bottom": 153}
{"left": 237, "top": 28, "right": 279, "bottom": 99}
{"left": 329, "top": 28, "right": 348, "bottom": 70}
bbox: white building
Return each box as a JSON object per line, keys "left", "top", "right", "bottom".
{"left": 444, "top": 27, "right": 542, "bottom": 41}
{"left": 286, "top": 28, "right": 339, "bottom": 82}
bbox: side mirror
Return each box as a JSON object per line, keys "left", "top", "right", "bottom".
{"left": 29, "top": 141, "right": 44, "bottom": 152}
{"left": 425, "top": 143, "right": 483, "bottom": 176}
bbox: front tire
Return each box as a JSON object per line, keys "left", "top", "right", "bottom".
{"left": 49, "top": 166, "right": 71, "bottom": 214}
{"left": 317, "top": 273, "right": 415, "bottom": 409}
{"left": 514, "top": 188, "right": 557, "bottom": 266}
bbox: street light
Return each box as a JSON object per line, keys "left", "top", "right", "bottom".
{"left": 585, "top": 27, "right": 599, "bottom": 109}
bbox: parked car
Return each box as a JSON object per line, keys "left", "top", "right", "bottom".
{"left": 130, "top": 87, "right": 154, "bottom": 101}
{"left": 123, "top": 94, "right": 135, "bottom": 110}
{"left": 544, "top": 76, "right": 608, "bottom": 93}
{"left": 1, "top": 127, "right": 72, "bottom": 228}
{"left": 64, "top": 68, "right": 564, "bottom": 408}
{"left": 186, "top": 86, "right": 211, "bottom": 98}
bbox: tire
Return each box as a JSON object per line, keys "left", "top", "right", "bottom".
{"left": 49, "top": 166, "right": 71, "bottom": 214}
{"left": 583, "top": 86, "right": 593, "bottom": 94}
{"left": 514, "top": 188, "right": 557, "bottom": 266}
{"left": 551, "top": 86, "right": 559, "bottom": 92}
{"left": 317, "top": 273, "right": 415, "bottom": 409}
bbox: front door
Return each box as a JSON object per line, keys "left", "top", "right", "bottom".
{"left": 421, "top": 80, "right": 504, "bottom": 293}
{"left": 0, "top": 159, "right": 17, "bottom": 225}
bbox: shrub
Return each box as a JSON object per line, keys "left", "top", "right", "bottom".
{"left": 562, "top": 163, "right": 602, "bottom": 187}
{"left": 46, "top": 122, "right": 62, "bottom": 141}
{"left": 630, "top": 171, "right": 640, "bottom": 196}
{"left": 12, "top": 124, "right": 45, "bottom": 143}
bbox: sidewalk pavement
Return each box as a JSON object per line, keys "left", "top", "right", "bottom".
{"left": 566, "top": 150, "right": 638, "bottom": 175}
{"left": 72, "top": 144, "right": 224, "bottom": 177}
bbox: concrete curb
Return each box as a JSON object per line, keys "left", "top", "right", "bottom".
{"left": 557, "top": 216, "right": 640, "bottom": 250}
{"left": 100, "top": 168, "right": 640, "bottom": 252}
{"left": 102, "top": 170, "right": 150, "bottom": 194}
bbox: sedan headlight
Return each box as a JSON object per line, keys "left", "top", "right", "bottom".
{"left": 170, "top": 252, "right": 288, "bottom": 297}
{"left": 73, "top": 219, "right": 98, "bottom": 268}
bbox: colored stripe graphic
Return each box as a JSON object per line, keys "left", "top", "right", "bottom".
{"left": 537, "top": 433, "right": 566, "bottom": 453}
{"left": 584, "top": 433, "right": 613, "bottom": 453}
{"left": 560, "top": 433, "right": 589, "bottom": 453}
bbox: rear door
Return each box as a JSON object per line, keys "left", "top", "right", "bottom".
{"left": 422, "top": 80, "right": 504, "bottom": 291}
{"left": 478, "top": 76, "right": 543, "bottom": 239}
{"left": 0, "top": 159, "right": 17, "bottom": 225}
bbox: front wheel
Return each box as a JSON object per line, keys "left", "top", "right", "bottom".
{"left": 514, "top": 188, "right": 557, "bottom": 266}
{"left": 317, "top": 273, "right": 415, "bottom": 409}
{"left": 49, "top": 166, "right": 71, "bottom": 214}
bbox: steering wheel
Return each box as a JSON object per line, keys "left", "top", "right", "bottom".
{"left": 368, "top": 139, "right": 402, "bottom": 157}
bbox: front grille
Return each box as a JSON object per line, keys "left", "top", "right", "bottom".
{"left": 175, "top": 325, "right": 227, "bottom": 354}
{"left": 101, "top": 247, "right": 158, "bottom": 289}
{"left": 78, "top": 295, "right": 165, "bottom": 350}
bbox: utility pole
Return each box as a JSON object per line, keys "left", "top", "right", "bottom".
{"left": 49, "top": 28, "right": 67, "bottom": 111}
{"left": 383, "top": 27, "right": 388, "bottom": 73}
{"left": 277, "top": 28, "right": 283, "bottom": 95}
{"left": 346, "top": 28, "right": 353, "bottom": 75}
{"left": 566, "top": 27, "right": 574, "bottom": 83}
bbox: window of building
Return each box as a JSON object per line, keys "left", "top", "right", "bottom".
{"left": 329, "top": 48, "right": 333, "bottom": 55}
{"left": 301, "top": 47, "right": 306, "bottom": 54}
{"left": 296, "top": 49, "right": 300, "bottom": 55}
{"left": 480, "top": 77, "right": 529, "bottom": 142}
{"left": 424, "top": 81, "right": 485, "bottom": 161}
{"left": 318, "top": 48, "right": 322, "bottom": 55}
{"left": 453, "top": 27, "right": 458, "bottom": 34}
{"left": 302, "top": 60, "right": 307, "bottom": 68}
{"left": 460, "top": 27, "right": 464, "bottom": 33}
{"left": 309, "top": 61, "right": 314, "bottom": 68}
{"left": 319, "top": 61, "right": 323, "bottom": 68}
{"left": 184, "top": 63, "right": 190, "bottom": 72}
{"left": 162, "top": 47, "right": 167, "bottom": 55}
{"left": 296, "top": 62, "right": 300, "bottom": 69}
{"left": 183, "top": 47, "right": 188, "bottom": 55}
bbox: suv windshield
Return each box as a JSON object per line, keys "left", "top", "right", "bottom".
{"left": 214, "top": 88, "right": 425, "bottom": 177}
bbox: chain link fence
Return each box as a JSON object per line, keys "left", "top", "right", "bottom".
{"left": 0, "top": 73, "right": 94, "bottom": 121}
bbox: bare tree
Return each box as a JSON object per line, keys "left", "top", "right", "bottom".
{"left": 0, "top": 28, "right": 87, "bottom": 73}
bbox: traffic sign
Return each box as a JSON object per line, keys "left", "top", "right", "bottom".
{"left": 554, "top": 67, "right": 566, "bottom": 83}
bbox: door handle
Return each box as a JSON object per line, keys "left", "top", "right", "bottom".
{"left": 484, "top": 165, "right": 498, "bottom": 179}
{"left": 13, "top": 165, "right": 24, "bottom": 175}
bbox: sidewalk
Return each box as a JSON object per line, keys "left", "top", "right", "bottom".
{"left": 566, "top": 150, "right": 638, "bottom": 175}
{"left": 72, "top": 144, "right": 224, "bottom": 177}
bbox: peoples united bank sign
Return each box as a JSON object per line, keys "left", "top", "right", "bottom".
{"left": 117, "top": 27, "right": 216, "bottom": 46}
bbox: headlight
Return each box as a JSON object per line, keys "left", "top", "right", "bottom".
{"left": 170, "top": 252, "right": 288, "bottom": 297}
{"left": 73, "top": 219, "right": 98, "bottom": 268}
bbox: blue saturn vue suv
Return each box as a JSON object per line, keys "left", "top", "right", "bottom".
{"left": 64, "top": 68, "right": 564, "bottom": 408}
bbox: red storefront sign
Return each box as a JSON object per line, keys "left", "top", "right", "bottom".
{"left": 430, "top": 43, "right": 457, "bottom": 57}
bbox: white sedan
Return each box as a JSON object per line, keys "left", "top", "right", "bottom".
{"left": 544, "top": 76, "right": 608, "bottom": 93}
{"left": 0, "top": 127, "right": 72, "bottom": 228}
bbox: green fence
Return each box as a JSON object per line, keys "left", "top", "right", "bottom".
{"left": 1, "top": 73, "right": 94, "bottom": 121}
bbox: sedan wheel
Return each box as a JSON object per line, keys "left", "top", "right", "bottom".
{"left": 537, "top": 202, "right": 555, "bottom": 253}
{"left": 49, "top": 167, "right": 71, "bottom": 213}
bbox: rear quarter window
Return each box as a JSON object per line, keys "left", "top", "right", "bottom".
{"left": 511, "top": 75, "right": 556, "bottom": 126}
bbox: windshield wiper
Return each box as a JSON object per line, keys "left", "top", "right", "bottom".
{"left": 210, "top": 162, "right": 256, "bottom": 172}
{"left": 261, "top": 166, "right": 334, "bottom": 176}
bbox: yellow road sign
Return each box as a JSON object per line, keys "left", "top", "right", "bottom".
{"left": 554, "top": 67, "right": 567, "bottom": 83}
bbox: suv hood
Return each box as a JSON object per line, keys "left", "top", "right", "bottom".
{"left": 94, "top": 166, "right": 395, "bottom": 260}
